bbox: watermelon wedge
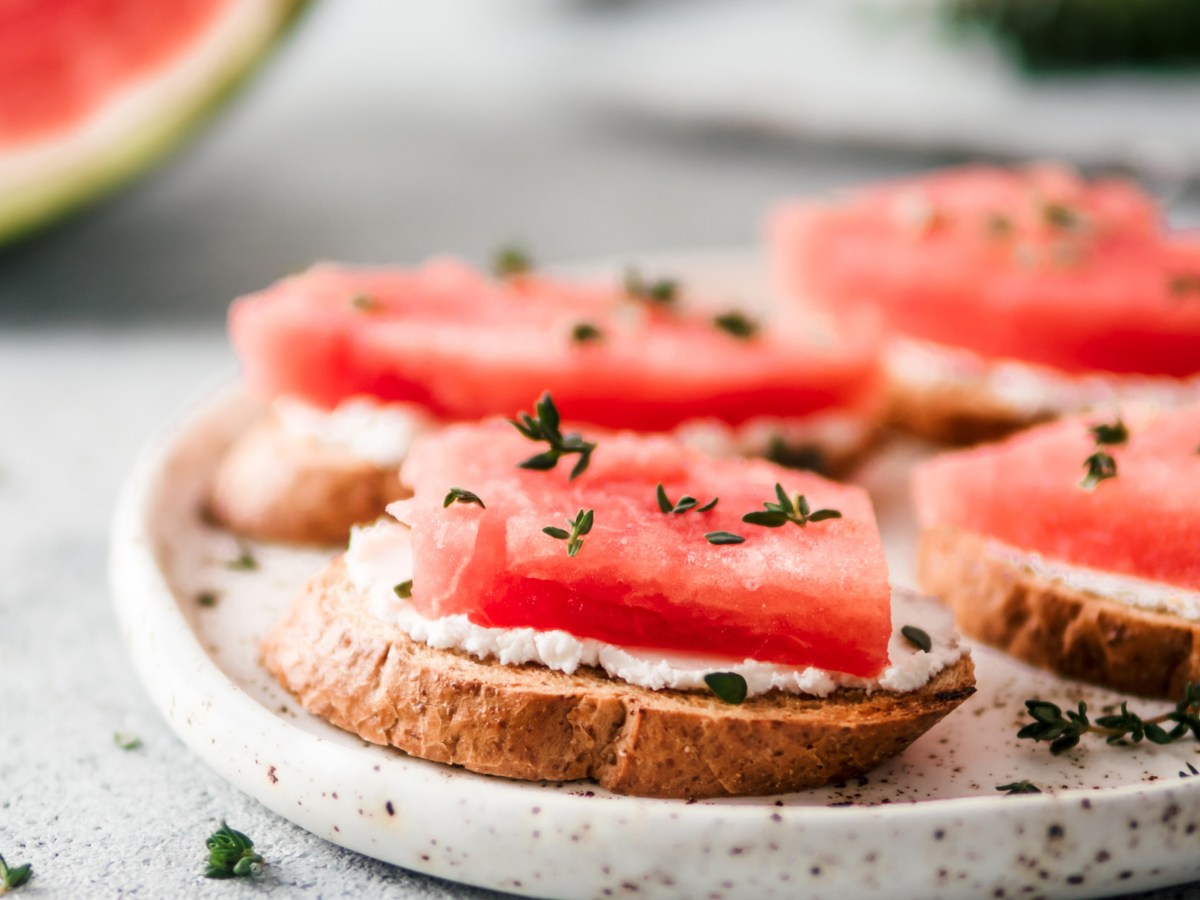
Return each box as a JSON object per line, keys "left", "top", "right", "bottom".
{"left": 770, "top": 164, "right": 1200, "bottom": 378}
{"left": 0, "top": 0, "right": 307, "bottom": 245}
{"left": 387, "top": 416, "right": 893, "bottom": 677}
{"left": 229, "top": 258, "right": 881, "bottom": 432}
{"left": 914, "top": 406, "right": 1200, "bottom": 589}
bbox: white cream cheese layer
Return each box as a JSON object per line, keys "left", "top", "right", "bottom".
{"left": 276, "top": 396, "right": 871, "bottom": 468}
{"left": 985, "top": 539, "right": 1200, "bottom": 621}
{"left": 346, "top": 519, "right": 966, "bottom": 698}
{"left": 886, "top": 336, "right": 1200, "bottom": 418}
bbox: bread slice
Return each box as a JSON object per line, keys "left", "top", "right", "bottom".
{"left": 208, "top": 415, "right": 407, "bottom": 545}
{"left": 918, "top": 525, "right": 1200, "bottom": 699}
{"left": 262, "top": 557, "right": 976, "bottom": 799}
{"left": 884, "top": 372, "right": 1052, "bottom": 446}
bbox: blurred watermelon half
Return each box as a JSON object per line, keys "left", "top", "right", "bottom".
{"left": 0, "top": 0, "right": 307, "bottom": 245}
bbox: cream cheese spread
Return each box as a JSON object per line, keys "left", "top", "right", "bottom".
{"left": 345, "top": 519, "right": 966, "bottom": 698}
{"left": 886, "top": 336, "right": 1200, "bottom": 418}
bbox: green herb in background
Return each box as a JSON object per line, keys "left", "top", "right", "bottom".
{"left": 624, "top": 267, "right": 678, "bottom": 307}
{"left": 1016, "top": 683, "right": 1200, "bottom": 754}
{"left": 204, "top": 822, "right": 264, "bottom": 879}
{"left": 571, "top": 322, "right": 603, "bottom": 344}
{"left": 1089, "top": 418, "right": 1128, "bottom": 446}
{"left": 226, "top": 547, "right": 258, "bottom": 571}
{"left": 493, "top": 244, "right": 533, "bottom": 278}
{"left": 113, "top": 732, "right": 142, "bottom": 751}
{"left": 712, "top": 310, "right": 759, "bottom": 339}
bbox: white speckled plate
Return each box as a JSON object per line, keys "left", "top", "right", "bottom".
{"left": 110, "top": 254, "right": 1200, "bottom": 900}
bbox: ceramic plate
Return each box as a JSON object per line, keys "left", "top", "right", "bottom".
{"left": 110, "top": 254, "right": 1200, "bottom": 899}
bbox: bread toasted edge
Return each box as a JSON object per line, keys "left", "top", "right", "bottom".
{"left": 207, "top": 415, "right": 407, "bottom": 545}
{"left": 917, "top": 525, "right": 1200, "bottom": 699}
{"left": 261, "top": 557, "right": 976, "bottom": 799}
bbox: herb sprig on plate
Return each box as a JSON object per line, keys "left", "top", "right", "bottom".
{"left": 510, "top": 393, "right": 596, "bottom": 480}
{"left": 1016, "top": 682, "right": 1200, "bottom": 754}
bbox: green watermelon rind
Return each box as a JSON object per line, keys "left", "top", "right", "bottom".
{"left": 0, "top": 0, "right": 310, "bottom": 247}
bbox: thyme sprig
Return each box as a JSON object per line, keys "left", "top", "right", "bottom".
{"left": 656, "top": 484, "right": 717, "bottom": 515}
{"left": 493, "top": 245, "right": 533, "bottom": 278}
{"left": 742, "top": 483, "right": 842, "bottom": 529}
{"left": 204, "top": 822, "right": 264, "bottom": 879}
{"left": 543, "top": 508, "right": 594, "bottom": 557}
{"left": 624, "top": 267, "right": 678, "bottom": 307}
{"left": 712, "top": 310, "right": 759, "bottom": 339}
{"left": 510, "top": 393, "right": 596, "bottom": 480}
{"left": 1017, "top": 683, "right": 1200, "bottom": 755}
{"left": 444, "top": 487, "right": 485, "bottom": 509}
{"left": 996, "top": 780, "right": 1042, "bottom": 795}
{"left": 0, "top": 854, "right": 32, "bottom": 894}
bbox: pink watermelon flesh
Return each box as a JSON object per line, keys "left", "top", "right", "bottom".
{"left": 0, "top": 0, "right": 233, "bottom": 146}
{"left": 770, "top": 164, "right": 1200, "bottom": 377}
{"left": 229, "top": 258, "right": 881, "bottom": 430}
{"left": 389, "top": 420, "right": 893, "bottom": 677}
{"left": 914, "top": 405, "right": 1200, "bottom": 590}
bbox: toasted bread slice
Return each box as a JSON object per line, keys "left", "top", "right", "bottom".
{"left": 262, "top": 557, "right": 976, "bottom": 799}
{"left": 918, "top": 526, "right": 1200, "bottom": 699}
{"left": 208, "top": 415, "right": 407, "bottom": 545}
{"left": 884, "top": 372, "right": 1052, "bottom": 446}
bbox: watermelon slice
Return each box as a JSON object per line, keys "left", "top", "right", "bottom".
{"left": 914, "top": 405, "right": 1200, "bottom": 589}
{"left": 388, "top": 416, "right": 893, "bottom": 677}
{"left": 229, "top": 258, "right": 881, "bottom": 431}
{"left": 0, "top": 0, "right": 307, "bottom": 245}
{"left": 770, "top": 164, "right": 1200, "bottom": 378}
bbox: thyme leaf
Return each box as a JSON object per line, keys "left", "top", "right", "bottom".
{"left": 901, "top": 625, "right": 932, "bottom": 654}
{"left": 742, "top": 483, "right": 841, "bottom": 530}
{"left": 1041, "top": 202, "right": 1087, "bottom": 232}
{"left": 996, "top": 781, "right": 1042, "bottom": 795}
{"left": 204, "top": 822, "right": 264, "bottom": 879}
{"left": 113, "top": 732, "right": 142, "bottom": 751}
{"left": 705, "top": 531, "right": 745, "bottom": 545}
{"left": 712, "top": 310, "right": 760, "bottom": 339}
{"left": 1089, "top": 417, "right": 1128, "bottom": 446}
{"left": 1016, "top": 683, "right": 1200, "bottom": 755}
{"left": 510, "top": 393, "right": 597, "bottom": 480}
{"left": 493, "top": 244, "right": 533, "bottom": 278}
{"left": 543, "top": 508, "right": 594, "bottom": 557}
{"left": 1080, "top": 450, "right": 1117, "bottom": 490}
{"left": 393, "top": 580, "right": 413, "bottom": 600}
{"left": 704, "top": 672, "right": 748, "bottom": 705}
{"left": 656, "top": 484, "right": 717, "bottom": 515}
{"left": 624, "top": 267, "right": 678, "bottom": 307}
{"left": 443, "top": 487, "right": 486, "bottom": 509}
{"left": 225, "top": 547, "right": 258, "bottom": 571}
{"left": 0, "top": 854, "right": 32, "bottom": 893}
{"left": 985, "top": 212, "right": 1014, "bottom": 238}
{"left": 571, "top": 322, "right": 603, "bottom": 344}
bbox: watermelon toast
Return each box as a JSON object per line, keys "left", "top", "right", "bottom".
{"left": 262, "top": 396, "right": 975, "bottom": 798}
{"left": 914, "top": 405, "right": 1200, "bottom": 698}
{"left": 770, "top": 164, "right": 1200, "bottom": 444}
{"left": 211, "top": 254, "right": 884, "bottom": 544}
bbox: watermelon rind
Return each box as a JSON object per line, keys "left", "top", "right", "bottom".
{"left": 0, "top": 0, "right": 309, "bottom": 247}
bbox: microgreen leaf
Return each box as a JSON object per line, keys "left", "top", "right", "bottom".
{"left": 901, "top": 625, "right": 932, "bottom": 653}
{"left": 0, "top": 854, "right": 32, "bottom": 893}
{"left": 1089, "top": 418, "right": 1128, "bottom": 446}
{"left": 510, "top": 393, "right": 597, "bottom": 480}
{"left": 704, "top": 672, "right": 748, "bottom": 705}
{"left": 493, "top": 244, "right": 533, "bottom": 278}
{"left": 113, "top": 732, "right": 142, "bottom": 751}
{"left": 571, "top": 322, "right": 603, "bottom": 343}
{"left": 204, "top": 822, "right": 264, "bottom": 879}
{"left": 712, "top": 310, "right": 760, "bottom": 339}
{"left": 393, "top": 580, "right": 413, "bottom": 600}
{"left": 705, "top": 531, "right": 745, "bottom": 545}
{"left": 443, "top": 487, "right": 486, "bottom": 509}
{"left": 1080, "top": 450, "right": 1117, "bottom": 490}
{"left": 996, "top": 781, "right": 1042, "bottom": 795}
{"left": 624, "top": 267, "right": 679, "bottom": 306}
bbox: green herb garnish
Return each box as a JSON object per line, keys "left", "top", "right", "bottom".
{"left": 655, "top": 484, "right": 717, "bottom": 515}
{"left": 1041, "top": 202, "right": 1087, "bottom": 232}
{"left": 350, "top": 293, "right": 379, "bottom": 312}
{"left": 226, "top": 548, "right": 258, "bottom": 571}
{"left": 543, "top": 508, "right": 594, "bottom": 557}
{"left": 1180, "top": 761, "right": 1199, "bottom": 778}
{"left": 1017, "top": 683, "right": 1200, "bottom": 755}
{"left": 393, "top": 580, "right": 413, "bottom": 600}
{"left": 985, "top": 212, "right": 1014, "bottom": 238}
{"left": 742, "top": 483, "right": 842, "bottom": 529}
{"left": 1170, "top": 274, "right": 1200, "bottom": 296}
{"left": 510, "top": 392, "right": 597, "bottom": 480}
{"left": 705, "top": 531, "right": 745, "bottom": 545}
{"left": 0, "top": 854, "right": 32, "bottom": 894}
{"left": 901, "top": 625, "right": 932, "bottom": 653}
{"left": 195, "top": 591, "right": 219, "bottom": 608}
{"left": 205, "top": 822, "right": 264, "bottom": 879}
{"left": 1089, "top": 417, "right": 1129, "bottom": 446}
{"left": 765, "top": 435, "right": 827, "bottom": 474}
{"left": 712, "top": 310, "right": 760, "bottom": 339}
{"left": 113, "top": 732, "right": 142, "bottom": 751}
{"left": 1080, "top": 450, "right": 1117, "bottom": 490}
{"left": 571, "top": 322, "right": 603, "bottom": 344}
{"left": 443, "top": 487, "right": 486, "bottom": 509}
{"left": 493, "top": 245, "right": 533, "bottom": 278}
{"left": 996, "top": 781, "right": 1042, "bottom": 795}
{"left": 624, "top": 267, "right": 678, "bottom": 307}
{"left": 704, "top": 672, "right": 748, "bottom": 705}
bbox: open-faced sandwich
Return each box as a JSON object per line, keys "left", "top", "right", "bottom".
{"left": 914, "top": 404, "right": 1200, "bottom": 698}
{"left": 210, "top": 255, "right": 883, "bottom": 544}
{"left": 770, "top": 164, "right": 1200, "bottom": 444}
{"left": 262, "top": 395, "right": 975, "bottom": 798}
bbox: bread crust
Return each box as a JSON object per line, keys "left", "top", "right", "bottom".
{"left": 262, "top": 558, "right": 976, "bottom": 799}
{"left": 918, "top": 526, "right": 1200, "bottom": 699}
{"left": 207, "top": 415, "right": 407, "bottom": 545}
{"left": 884, "top": 373, "right": 1051, "bottom": 446}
